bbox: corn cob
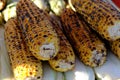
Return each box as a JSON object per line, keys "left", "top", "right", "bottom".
{"left": 69, "top": 0, "right": 120, "bottom": 41}
{"left": 110, "top": 39, "right": 120, "bottom": 59}
{"left": 5, "top": 18, "right": 43, "bottom": 80}
{"left": 48, "top": 13, "right": 75, "bottom": 72}
{"left": 16, "top": 0, "right": 60, "bottom": 60}
{"left": 61, "top": 8, "right": 107, "bottom": 67}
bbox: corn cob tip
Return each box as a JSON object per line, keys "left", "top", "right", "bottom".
{"left": 108, "top": 21, "right": 120, "bottom": 41}
{"left": 40, "top": 43, "right": 55, "bottom": 58}
{"left": 49, "top": 59, "right": 75, "bottom": 72}
{"left": 90, "top": 47, "right": 106, "bottom": 66}
{"left": 79, "top": 41, "right": 107, "bottom": 67}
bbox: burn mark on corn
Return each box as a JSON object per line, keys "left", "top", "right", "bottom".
{"left": 37, "top": 42, "right": 41, "bottom": 45}
{"left": 29, "top": 37, "right": 33, "bottom": 42}
{"left": 37, "top": 76, "right": 41, "bottom": 79}
{"left": 70, "top": 62, "right": 74, "bottom": 65}
{"left": 55, "top": 66, "right": 59, "bottom": 68}
{"left": 21, "top": 15, "right": 25, "bottom": 21}
{"left": 66, "top": 24, "right": 72, "bottom": 32}
{"left": 43, "top": 35, "right": 47, "bottom": 37}
{"left": 34, "top": 34, "right": 38, "bottom": 38}
{"left": 46, "top": 54, "right": 54, "bottom": 58}
{"left": 53, "top": 57, "right": 58, "bottom": 60}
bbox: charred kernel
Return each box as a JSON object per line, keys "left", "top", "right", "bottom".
{"left": 37, "top": 76, "right": 41, "bottom": 79}
{"left": 110, "top": 21, "right": 114, "bottom": 25}
{"left": 43, "top": 35, "right": 47, "bottom": 37}
{"left": 53, "top": 57, "right": 58, "bottom": 60}
{"left": 29, "top": 37, "right": 33, "bottom": 42}
{"left": 70, "top": 62, "right": 74, "bottom": 65}
{"left": 16, "top": 45, "right": 22, "bottom": 50}
{"left": 29, "top": 72, "right": 32, "bottom": 75}
{"left": 92, "top": 47, "right": 96, "bottom": 51}
{"left": 34, "top": 34, "right": 38, "bottom": 38}
{"left": 101, "top": 49, "right": 104, "bottom": 53}
{"left": 55, "top": 66, "right": 59, "bottom": 68}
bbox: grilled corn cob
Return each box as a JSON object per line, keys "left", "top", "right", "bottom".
{"left": 69, "top": 0, "right": 120, "bottom": 41}
{"left": 48, "top": 13, "right": 75, "bottom": 72}
{"left": 5, "top": 18, "right": 43, "bottom": 80}
{"left": 16, "top": 0, "right": 59, "bottom": 60}
{"left": 61, "top": 8, "right": 107, "bottom": 67}
{"left": 110, "top": 39, "right": 120, "bottom": 59}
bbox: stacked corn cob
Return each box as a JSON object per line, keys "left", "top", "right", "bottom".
{"left": 1, "top": 0, "right": 120, "bottom": 80}
{"left": 5, "top": 18, "right": 43, "bottom": 80}
{"left": 16, "top": 0, "right": 60, "bottom": 60}
{"left": 67, "top": 0, "right": 120, "bottom": 79}
{"left": 3, "top": 0, "right": 75, "bottom": 79}
{"left": 48, "top": 13, "right": 75, "bottom": 72}
{"left": 61, "top": 8, "right": 107, "bottom": 67}
{"left": 69, "top": 0, "right": 120, "bottom": 41}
